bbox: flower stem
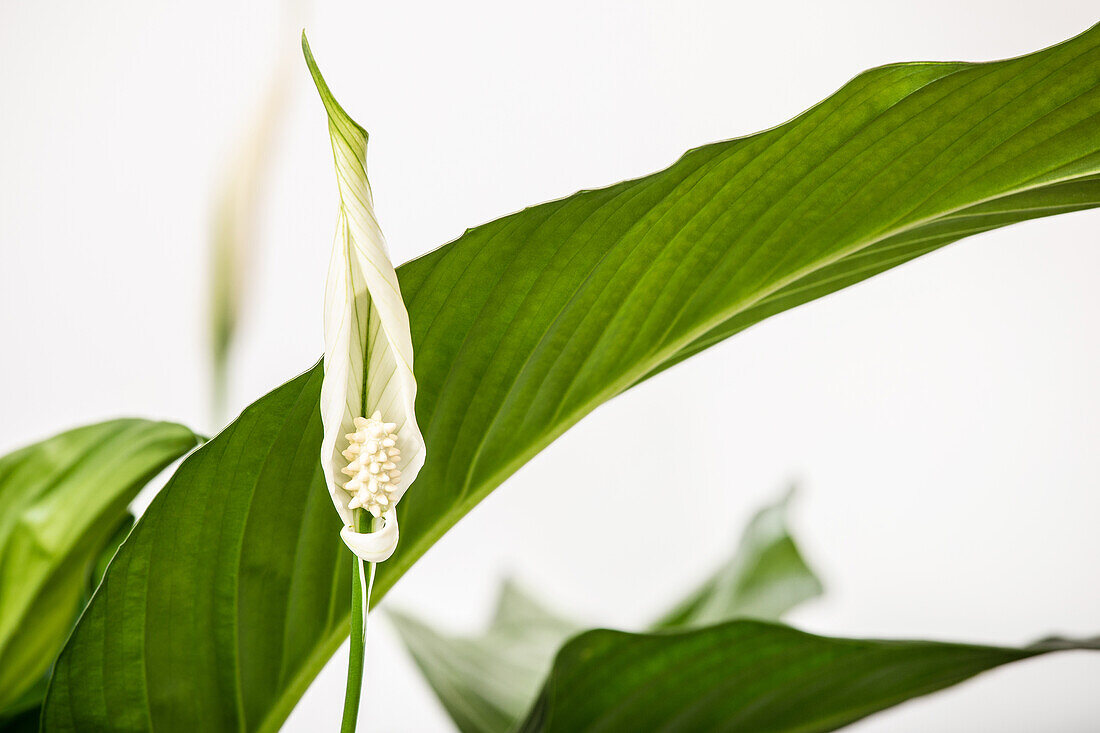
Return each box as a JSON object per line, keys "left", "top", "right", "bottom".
{"left": 340, "top": 510, "right": 377, "bottom": 732}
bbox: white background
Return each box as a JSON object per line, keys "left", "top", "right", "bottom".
{"left": 2, "top": 1, "right": 1099, "bottom": 730}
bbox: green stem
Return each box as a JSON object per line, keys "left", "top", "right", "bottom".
{"left": 340, "top": 511, "right": 377, "bottom": 733}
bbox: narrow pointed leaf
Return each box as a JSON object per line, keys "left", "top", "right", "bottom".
{"left": 517, "top": 622, "right": 1100, "bottom": 732}
{"left": 0, "top": 419, "right": 199, "bottom": 713}
{"left": 45, "top": 26, "right": 1100, "bottom": 731}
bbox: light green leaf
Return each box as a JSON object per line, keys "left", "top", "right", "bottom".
{"left": 390, "top": 491, "right": 821, "bottom": 733}
{"left": 390, "top": 583, "right": 583, "bottom": 733}
{"left": 44, "top": 25, "right": 1100, "bottom": 731}
{"left": 654, "top": 488, "right": 821, "bottom": 629}
{"left": 517, "top": 622, "right": 1100, "bottom": 732}
{"left": 0, "top": 419, "right": 199, "bottom": 713}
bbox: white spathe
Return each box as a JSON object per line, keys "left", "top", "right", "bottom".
{"left": 307, "top": 39, "right": 426, "bottom": 564}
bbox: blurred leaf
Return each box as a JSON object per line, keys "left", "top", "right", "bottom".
{"left": 0, "top": 420, "right": 199, "bottom": 712}
{"left": 208, "top": 40, "right": 294, "bottom": 421}
{"left": 44, "top": 25, "right": 1100, "bottom": 731}
{"left": 391, "top": 492, "right": 821, "bottom": 733}
{"left": 0, "top": 512, "right": 137, "bottom": 732}
{"left": 518, "top": 622, "right": 1100, "bottom": 732}
{"left": 390, "top": 583, "right": 583, "bottom": 733}
{"left": 654, "top": 488, "right": 821, "bottom": 629}
{"left": 0, "top": 672, "right": 49, "bottom": 733}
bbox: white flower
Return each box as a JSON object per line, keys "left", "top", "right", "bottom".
{"left": 305, "top": 37, "right": 426, "bottom": 564}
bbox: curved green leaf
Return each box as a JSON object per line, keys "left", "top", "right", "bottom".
{"left": 388, "top": 23, "right": 1100, "bottom": 602}
{"left": 45, "top": 25, "right": 1100, "bottom": 731}
{"left": 0, "top": 419, "right": 199, "bottom": 713}
{"left": 517, "top": 622, "right": 1100, "bottom": 732}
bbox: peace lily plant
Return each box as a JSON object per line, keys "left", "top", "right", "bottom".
{"left": 2, "top": 20, "right": 1099, "bottom": 733}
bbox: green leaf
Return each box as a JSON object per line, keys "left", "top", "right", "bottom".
{"left": 391, "top": 491, "right": 821, "bottom": 733}
{"left": 386, "top": 23, "right": 1100, "bottom": 605}
{"left": 42, "top": 369, "right": 350, "bottom": 733}
{"left": 0, "top": 514, "right": 138, "bottom": 732}
{"left": 654, "top": 489, "right": 821, "bottom": 629}
{"left": 0, "top": 419, "right": 199, "bottom": 713}
{"left": 45, "top": 25, "right": 1100, "bottom": 731}
{"left": 390, "top": 583, "right": 583, "bottom": 733}
{"left": 517, "top": 622, "right": 1100, "bottom": 732}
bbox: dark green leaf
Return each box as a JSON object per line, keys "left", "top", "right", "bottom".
{"left": 45, "top": 25, "right": 1100, "bottom": 731}
{"left": 0, "top": 419, "right": 199, "bottom": 713}
{"left": 518, "top": 622, "right": 1100, "bottom": 732}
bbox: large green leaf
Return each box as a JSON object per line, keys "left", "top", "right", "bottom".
{"left": 44, "top": 25, "right": 1100, "bottom": 731}
{"left": 517, "top": 622, "right": 1100, "bottom": 732}
{"left": 390, "top": 491, "right": 821, "bottom": 733}
{"left": 0, "top": 420, "right": 199, "bottom": 714}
